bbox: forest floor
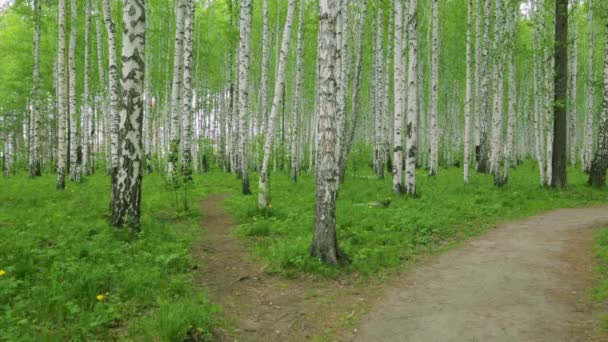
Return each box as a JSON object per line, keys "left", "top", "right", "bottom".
{"left": 196, "top": 194, "right": 608, "bottom": 341}
{"left": 194, "top": 193, "right": 375, "bottom": 341}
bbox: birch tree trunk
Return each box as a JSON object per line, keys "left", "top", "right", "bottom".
{"left": 568, "top": 4, "right": 578, "bottom": 166}
{"left": 429, "top": 0, "right": 439, "bottom": 176}
{"left": 477, "top": 0, "right": 491, "bottom": 173}
{"left": 405, "top": 0, "right": 418, "bottom": 196}
{"left": 309, "top": 0, "right": 349, "bottom": 267}
{"left": 503, "top": 5, "right": 517, "bottom": 183}
{"left": 68, "top": 0, "right": 80, "bottom": 182}
{"left": 588, "top": 22, "right": 608, "bottom": 187}
{"left": 490, "top": 0, "right": 506, "bottom": 185}
{"left": 57, "top": 0, "right": 67, "bottom": 190}
{"left": 258, "top": 0, "right": 296, "bottom": 209}
{"left": 103, "top": 0, "right": 120, "bottom": 177}
{"left": 181, "top": 0, "right": 194, "bottom": 183}
{"left": 474, "top": 0, "right": 481, "bottom": 168}
{"left": 83, "top": 0, "right": 91, "bottom": 176}
{"left": 290, "top": 0, "right": 305, "bottom": 183}
{"left": 393, "top": 0, "right": 405, "bottom": 193}
{"left": 260, "top": 0, "right": 270, "bottom": 133}
{"left": 29, "top": 0, "right": 42, "bottom": 177}
{"left": 464, "top": 0, "right": 472, "bottom": 183}
{"left": 110, "top": 0, "right": 146, "bottom": 228}
{"left": 338, "top": 0, "right": 367, "bottom": 183}
{"left": 533, "top": 1, "right": 547, "bottom": 185}
{"left": 583, "top": 0, "right": 595, "bottom": 173}
{"left": 168, "top": 0, "right": 185, "bottom": 181}
{"left": 237, "top": 0, "right": 253, "bottom": 194}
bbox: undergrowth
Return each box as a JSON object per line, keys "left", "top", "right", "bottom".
{"left": 0, "top": 172, "right": 236, "bottom": 341}
{"left": 227, "top": 162, "right": 608, "bottom": 278}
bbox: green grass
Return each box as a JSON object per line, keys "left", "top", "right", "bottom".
{"left": 593, "top": 227, "right": 608, "bottom": 329}
{"left": 227, "top": 162, "right": 608, "bottom": 278}
{"left": 0, "top": 172, "right": 238, "bottom": 341}
{"left": 1, "top": 160, "right": 606, "bottom": 339}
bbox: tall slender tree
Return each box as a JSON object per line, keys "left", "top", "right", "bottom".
{"left": 588, "top": 22, "right": 608, "bottom": 187}
{"left": 29, "top": 0, "right": 42, "bottom": 177}
{"left": 181, "top": 0, "right": 194, "bottom": 183}
{"left": 464, "top": 0, "right": 472, "bottom": 183}
{"left": 111, "top": 0, "right": 146, "bottom": 228}
{"left": 429, "top": 0, "right": 439, "bottom": 175}
{"left": 405, "top": 0, "right": 419, "bottom": 196}
{"left": 103, "top": 0, "right": 120, "bottom": 176}
{"left": 310, "top": 0, "right": 348, "bottom": 266}
{"left": 237, "top": 0, "right": 253, "bottom": 194}
{"left": 393, "top": 0, "right": 405, "bottom": 193}
{"left": 168, "top": 0, "right": 186, "bottom": 180}
{"left": 57, "top": 0, "right": 67, "bottom": 190}
{"left": 551, "top": 0, "right": 568, "bottom": 187}
{"left": 68, "top": 0, "right": 80, "bottom": 182}
{"left": 258, "top": 0, "right": 297, "bottom": 209}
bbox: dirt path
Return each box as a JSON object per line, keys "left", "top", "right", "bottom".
{"left": 193, "top": 194, "right": 372, "bottom": 341}
{"left": 352, "top": 207, "right": 608, "bottom": 342}
{"left": 194, "top": 195, "right": 608, "bottom": 341}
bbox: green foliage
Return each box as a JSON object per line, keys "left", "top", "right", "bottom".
{"left": 228, "top": 162, "right": 608, "bottom": 278}
{"left": 593, "top": 227, "right": 608, "bottom": 330}
{"left": 0, "top": 173, "right": 219, "bottom": 340}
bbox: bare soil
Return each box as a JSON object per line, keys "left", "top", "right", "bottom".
{"left": 352, "top": 206, "right": 608, "bottom": 342}
{"left": 193, "top": 194, "right": 374, "bottom": 341}
{"left": 194, "top": 195, "right": 608, "bottom": 341}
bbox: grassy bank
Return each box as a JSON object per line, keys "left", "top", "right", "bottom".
{"left": 227, "top": 163, "right": 608, "bottom": 277}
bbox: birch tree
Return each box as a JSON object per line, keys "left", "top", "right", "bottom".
{"left": 290, "top": 0, "right": 305, "bottom": 183}
{"left": 405, "top": 0, "right": 418, "bottom": 196}
{"left": 111, "top": 0, "right": 146, "bottom": 228}
{"left": 258, "top": 0, "right": 296, "bottom": 209}
{"left": 309, "top": 0, "right": 348, "bottom": 266}
{"left": 429, "top": 0, "right": 439, "bottom": 176}
{"left": 588, "top": 22, "right": 608, "bottom": 187}
{"left": 237, "top": 0, "right": 252, "bottom": 194}
{"left": 583, "top": 0, "right": 595, "bottom": 173}
{"left": 103, "top": 0, "right": 120, "bottom": 176}
{"left": 68, "top": 0, "right": 80, "bottom": 182}
{"left": 57, "top": 0, "right": 67, "bottom": 190}
{"left": 477, "top": 0, "right": 491, "bottom": 173}
{"left": 260, "top": 0, "right": 270, "bottom": 133}
{"left": 181, "top": 0, "right": 194, "bottom": 183}
{"left": 393, "top": 0, "right": 405, "bottom": 193}
{"left": 338, "top": 0, "right": 368, "bottom": 183}
{"left": 168, "top": 0, "right": 186, "bottom": 180}
{"left": 29, "top": 0, "right": 41, "bottom": 177}
{"left": 83, "top": 0, "right": 92, "bottom": 176}
{"left": 464, "top": 0, "right": 472, "bottom": 183}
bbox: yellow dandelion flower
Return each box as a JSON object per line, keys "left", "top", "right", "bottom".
{"left": 0, "top": 269, "right": 6, "bottom": 277}
{"left": 96, "top": 294, "right": 105, "bottom": 301}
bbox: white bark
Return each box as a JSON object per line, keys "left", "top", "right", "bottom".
{"left": 290, "top": 0, "right": 305, "bottom": 183}
{"left": 103, "top": 0, "right": 120, "bottom": 173}
{"left": 69, "top": 0, "right": 80, "bottom": 182}
{"left": 181, "top": 0, "right": 194, "bottom": 182}
{"left": 393, "top": 0, "right": 405, "bottom": 193}
{"left": 309, "top": 0, "right": 348, "bottom": 266}
{"left": 583, "top": 0, "right": 595, "bottom": 172}
{"left": 429, "top": 0, "right": 439, "bottom": 176}
{"left": 29, "top": 0, "right": 41, "bottom": 177}
{"left": 464, "top": 0, "right": 473, "bottom": 183}
{"left": 168, "top": 0, "right": 186, "bottom": 180}
{"left": 57, "top": 0, "right": 67, "bottom": 189}
{"left": 405, "top": 0, "right": 418, "bottom": 196}
{"left": 237, "top": 0, "right": 252, "bottom": 193}
{"left": 111, "top": 0, "right": 146, "bottom": 228}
